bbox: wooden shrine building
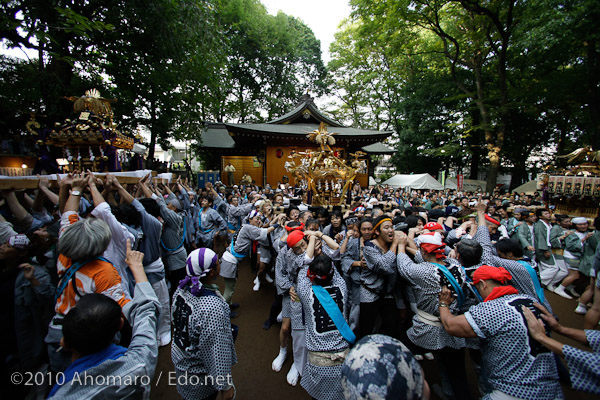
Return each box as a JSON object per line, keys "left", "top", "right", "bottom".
{"left": 200, "top": 95, "right": 394, "bottom": 187}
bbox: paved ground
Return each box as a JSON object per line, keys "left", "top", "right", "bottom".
{"left": 151, "top": 258, "right": 598, "bottom": 400}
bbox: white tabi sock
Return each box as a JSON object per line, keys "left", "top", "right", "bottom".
{"left": 272, "top": 347, "right": 287, "bottom": 372}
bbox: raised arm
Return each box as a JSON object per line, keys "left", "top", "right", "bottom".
{"left": 316, "top": 230, "right": 341, "bottom": 251}
{"left": 64, "top": 172, "right": 89, "bottom": 214}
{"left": 57, "top": 173, "right": 73, "bottom": 214}
{"left": 87, "top": 173, "right": 106, "bottom": 206}
{"left": 340, "top": 228, "right": 353, "bottom": 254}
{"left": 138, "top": 174, "right": 154, "bottom": 199}
{"left": 438, "top": 287, "right": 477, "bottom": 338}
{"left": 305, "top": 233, "right": 318, "bottom": 260}
{"left": 38, "top": 176, "right": 59, "bottom": 206}
{"left": 2, "top": 190, "right": 31, "bottom": 223}
{"left": 112, "top": 175, "right": 135, "bottom": 204}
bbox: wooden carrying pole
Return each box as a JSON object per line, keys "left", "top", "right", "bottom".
{"left": 0, "top": 171, "right": 164, "bottom": 190}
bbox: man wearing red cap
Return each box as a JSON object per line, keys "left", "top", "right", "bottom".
{"left": 423, "top": 221, "right": 444, "bottom": 233}
{"left": 273, "top": 223, "right": 340, "bottom": 386}
{"left": 438, "top": 265, "right": 563, "bottom": 400}
{"left": 483, "top": 214, "right": 505, "bottom": 243}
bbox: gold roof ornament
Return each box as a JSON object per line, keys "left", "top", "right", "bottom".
{"left": 64, "top": 88, "right": 117, "bottom": 123}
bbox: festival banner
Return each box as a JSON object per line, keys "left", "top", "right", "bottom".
{"left": 564, "top": 176, "right": 574, "bottom": 195}
{"left": 548, "top": 176, "right": 557, "bottom": 193}
{"left": 583, "top": 177, "right": 595, "bottom": 196}
{"left": 554, "top": 176, "right": 565, "bottom": 194}
{"left": 573, "top": 176, "right": 584, "bottom": 195}
{"left": 594, "top": 177, "right": 600, "bottom": 197}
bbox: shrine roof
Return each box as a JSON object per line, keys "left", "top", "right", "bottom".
{"left": 361, "top": 142, "right": 395, "bottom": 154}
{"left": 223, "top": 123, "right": 392, "bottom": 138}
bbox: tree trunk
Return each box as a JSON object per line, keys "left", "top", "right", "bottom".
{"left": 472, "top": 64, "right": 499, "bottom": 193}
{"left": 468, "top": 107, "right": 481, "bottom": 179}
{"left": 148, "top": 98, "right": 157, "bottom": 165}
{"left": 510, "top": 161, "right": 527, "bottom": 191}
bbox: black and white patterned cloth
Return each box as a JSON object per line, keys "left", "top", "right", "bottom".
{"left": 171, "top": 287, "right": 237, "bottom": 400}
{"left": 341, "top": 237, "right": 364, "bottom": 327}
{"left": 341, "top": 237, "right": 362, "bottom": 286}
{"left": 341, "top": 334, "right": 424, "bottom": 400}
{"left": 289, "top": 240, "right": 340, "bottom": 331}
{"left": 297, "top": 266, "right": 349, "bottom": 400}
{"left": 397, "top": 253, "right": 477, "bottom": 351}
{"left": 464, "top": 294, "right": 563, "bottom": 399}
{"left": 563, "top": 330, "right": 600, "bottom": 395}
{"left": 275, "top": 248, "right": 291, "bottom": 296}
{"left": 360, "top": 243, "right": 398, "bottom": 303}
{"left": 475, "top": 226, "right": 553, "bottom": 313}
{"left": 274, "top": 247, "right": 293, "bottom": 318}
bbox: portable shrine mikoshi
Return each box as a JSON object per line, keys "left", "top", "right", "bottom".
{"left": 284, "top": 122, "right": 367, "bottom": 206}
{"left": 539, "top": 146, "right": 600, "bottom": 219}
{"left": 25, "top": 89, "right": 146, "bottom": 173}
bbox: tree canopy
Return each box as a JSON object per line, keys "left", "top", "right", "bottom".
{"left": 1, "top": 0, "right": 597, "bottom": 188}
{"left": 0, "top": 0, "right": 327, "bottom": 161}
{"left": 328, "top": 0, "right": 600, "bottom": 190}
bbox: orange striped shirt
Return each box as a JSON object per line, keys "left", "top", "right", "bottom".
{"left": 55, "top": 213, "right": 130, "bottom": 315}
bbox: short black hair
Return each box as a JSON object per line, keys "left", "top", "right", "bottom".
{"left": 405, "top": 215, "right": 425, "bottom": 229}
{"left": 62, "top": 294, "right": 122, "bottom": 356}
{"left": 330, "top": 209, "right": 343, "bottom": 220}
{"left": 306, "top": 218, "right": 319, "bottom": 227}
{"left": 554, "top": 214, "right": 569, "bottom": 223}
{"left": 139, "top": 197, "right": 160, "bottom": 218}
{"left": 286, "top": 204, "right": 299, "bottom": 218}
{"left": 359, "top": 217, "right": 374, "bottom": 230}
{"left": 494, "top": 238, "right": 523, "bottom": 258}
{"left": 309, "top": 254, "right": 333, "bottom": 286}
{"left": 112, "top": 203, "right": 141, "bottom": 227}
{"left": 372, "top": 215, "right": 391, "bottom": 235}
{"left": 455, "top": 239, "right": 483, "bottom": 267}
{"left": 316, "top": 207, "right": 329, "bottom": 218}
{"left": 287, "top": 220, "right": 302, "bottom": 229}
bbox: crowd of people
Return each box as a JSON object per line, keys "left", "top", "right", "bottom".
{"left": 2, "top": 172, "right": 599, "bottom": 399}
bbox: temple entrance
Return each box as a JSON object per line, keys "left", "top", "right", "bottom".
{"left": 221, "top": 156, "right": 263, "bottom": 186}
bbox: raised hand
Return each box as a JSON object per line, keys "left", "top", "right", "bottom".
{"left": 521, "top": 305, "right": 547, "bottom": 341}
{"left": 38, "top": 176, "right": 49, "bottom": 190}
{"left": 124, "top": 239, "right": 146, "bottom": 284}
{"left": 475, "top": 201, "right": 487, "bottom": 214}
{"left": 18, "top": 263, "right": 35, "bottom": 281}
{"left": 71, "top": 171, "right": 88, "bottom": 191}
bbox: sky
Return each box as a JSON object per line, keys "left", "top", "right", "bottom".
{"left": 260, "top": 0, "right": 352, "bottom": 63}
{"left": 2, "top": 1, "right": 353, "bottom": 64}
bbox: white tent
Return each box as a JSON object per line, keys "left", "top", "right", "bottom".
{"left": 445, "top": 177, "right": 487, "bottom": 192}
{"left": 513, "top": 180, "right": 539, "bottom": 195}
{"left": 382, "top": 173, "right": 444, "bottom": 190}
{"left": 368, "top": 176, "right": 377, "bottom": 186}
